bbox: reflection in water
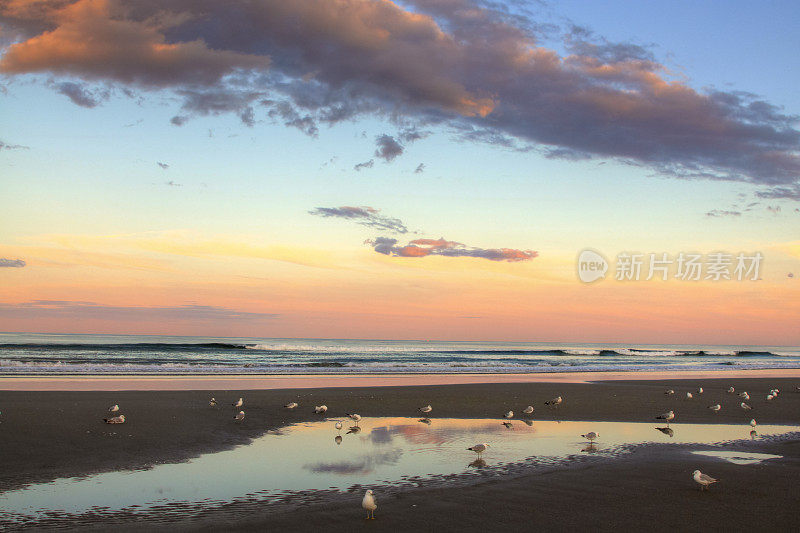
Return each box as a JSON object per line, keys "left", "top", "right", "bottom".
{"left": 502, "top": 422, "right": 514, "bottom": 429}
{"left": 655, "top": 427, "right": 675, "bottom": 437}
{"left": 691, "top": 450, "right": 782, "bottom": 465}
{"left": 581, "top": 443, "right": 599, "bottom": 453}
{"left": 468, "top": 458, "right": 487, "bottom": 469}
{"left": 521, "top": 420, "right": 533, "bottom": 427}
{"left": 0, "top": 418, "right": 795, "bottom": 525}
{"left": 418, "top": 418, "right": 431, "bottom": 425}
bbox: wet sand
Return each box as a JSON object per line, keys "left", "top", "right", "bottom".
{"left": 1, "top": 376, "right": 799, "bottom": 530}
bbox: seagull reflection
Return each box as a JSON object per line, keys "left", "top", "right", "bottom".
{"left": 521, "top": 420, "right": 533, "bottom": 426}
{"left": 581, "top": 442, "right": 598, "bottom": 453}
{"left": 502, "top": 422, "right": 514, "bottom": 429}
{"left": 418, "top": 418, "right": 432, "bottom": 425}
{"left": 750, "top": 429, "right": 758, "bottom": 439}
{"left": 335, "top": 435, "right": 343, "bottom": 445}
{"left": 655, "top": 427, "right": 674, "bottom": 437}
{"left": 347, "top": 426, "right": 362, "bottom": 434}
{"left": 468, "top": 458, "right": 487, "bottom": 468}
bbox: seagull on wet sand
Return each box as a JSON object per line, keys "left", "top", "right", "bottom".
{"left": 418, "top": 404, "right": 432, "bottom": 414}
{"left": 109, "top": 405, "right": 119, "bottom": 412}
{"left": 581, "top": 431, "right": 599, "bottom": 443}
{"left": 766, "top": 394, "right": 774, "bottom": 401}
{"left": 284, "top": 402, "right": 298, "bottom": 409}
{"left": 234, "top": 411, "right": 245, "bottom": 421}
{"left": 739, "top": 391, "right": 750, "bottom": 400}
{"left": 103, "top": 414, "right": 125, "bottom": 424}
{"left": 545, "top": 396, "right": 563, "bottom": 407}
{"left": 362, "top": 490, "right": 377, "bottom": 520}
{"left": 503, "top": 410, "right": 514, "bottom": 419}
{"left": 708, "top": 404, "right": 721, "bottom": 412}
{"left": 741, "top": 402, "right": 752, "bottom": 410}
{"left": 697, "top": 387, "right": 704, "bottom": 394}
{"left": 209, "top": 398, "right": 217, "bottom": 406}
{"left": 727, "top": 387, "right": 735, "bottom": 394}
{"left": 750, "top": 418, "right": 757, "bottom": 428}
{"left": 523, "top": 405, "right": 534, "bottom": 415}
{"left": 467, "top": 443, "right": 490, "bottom": 456}
{"left": 665, "top": 389, "right": 675, "bottom": 395}
{"left": 686, "top": 392, "right": 693, "bottom": 399}
{"left": 313, "top": 405, "right": 327, "bottom": 414}
{"left": 656, "top": 410, "right": 675, "bottom": 425}
{"left": 693, "top": 470, "right": 718, "bottom": 491}
{"left": 233, "top": 398, "right": 243, "bottom": 408}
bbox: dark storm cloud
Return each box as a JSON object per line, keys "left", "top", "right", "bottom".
{"left": 309, "top": 206, "right": 408, "bottom": 234}
{"left": 1, "top": 0, "right": 799, "bottom": 191}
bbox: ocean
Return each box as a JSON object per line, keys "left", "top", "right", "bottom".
{"left": 0, "top": 333, "right": 798, "bottom": 376}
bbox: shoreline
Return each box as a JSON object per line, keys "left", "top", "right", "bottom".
{"left": 3, "top": 368, "right": 800, "bottom": 390}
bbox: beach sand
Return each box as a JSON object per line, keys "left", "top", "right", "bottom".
{"left": 1, "top": 376, "right": 799, "bottom": 531}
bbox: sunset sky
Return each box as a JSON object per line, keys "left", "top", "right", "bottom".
{"left": 1, "top": 0, "right": 799, "bottom": 344}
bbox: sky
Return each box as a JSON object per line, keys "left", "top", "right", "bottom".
{"left": 0, "top": 0, "right": 799, "bottom": 344}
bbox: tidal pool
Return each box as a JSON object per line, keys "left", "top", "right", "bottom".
{"left": 0, "top": 418, "right": 793, "bottom": 524}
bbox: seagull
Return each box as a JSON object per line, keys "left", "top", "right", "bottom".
{"left": 335, "top": 421, "right": 343, "bottom": 431}
{"left": 665, "top": 389, "right": 675, "bottom": 395}
{"left": 334, "top": 435, "right": 342, "bottom": 445}
{"left": 523, "top": 405, "right": 534, "bottom": 415}
{"left": 740, "top": 402, "right": 752, "bottom": 410}
{"left": 655, "top": 410, "right": 675, "bottom": 425}
{"left": 503, "top": 410, "right": 514, "bottom": 419}
{"left": 109, "top": 404, "right": 119, "bottom": 412}
{"left": 693, "top": 470, "right": 718, "bottom": 491}
{"left": 103, "top": 414, "right": 125, "bottom": 424}
{"left": 313, "top": 405, "right": 328, "bottom": 414}
{"left": 545, "top": 396, "right": 562, "bottom": 407}
{"left": 766, "top": 394, "right": 774, "bottom": 401}
{"left": 467, "top": 443, "right": 490, "bottom": 456}
{"left": 697, "top": 387, "right": 704, "bottom": 394}
{"left": 362, "top": 489, "right": 377, "bottom": 520}
{"left": 686, "top": 392, "right": 693, "bottom": 399}
{"left": 347, "top": 413, "right": 362, "bottom": 426}
{"left": 750, "top": 418, "right": 757, "bottom": 428}
{"left": 581, "top": 431, "right": 599, "bottom": 443}
{"left": 727, "top": 387, "right": 735, "bottom": 394}
{"left": 209, "top": 398, "right": 217, "bottom": 406}
{"left": 739, "top": 391, "right": 750, "bottom": 400}
{"left": 418, "top": 405, "right": 432, "bottom": 414}
{"left": 502, "top": 422, "right": 513, "bottom": 429}
{"left": 233, "top": 398, "right": 243, "bottom": 408}
{"left": 234, "top": 411, "right": 245, "bottom": 421}
{"left": 655, "top": 427, "right": 674, "bottom": 437}
{"left": 284, "top": 402, "right": 298, "bottom": 409}
{"left": 708, "top": 404, "right": 721, "bottom": 413}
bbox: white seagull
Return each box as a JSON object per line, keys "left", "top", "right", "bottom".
{"left": 467, "top": 443, "right": 490, "bottom": 456}
{"left": 581, "top": 431, "right": 599, "bottom": 443}
{"left": 503, "top": 410, "right": 514, "bottom": 419}
{"left": 334, "top": 421, "right": 343, "bottom": 431}
{"left": 362, "top": 490, "right": 377, "bottom": 520}
{"left": 766, "top": 394, "right": 774, "bottom": 401}
{"left": 314, "top": 405, "right": 328, "bottom": 414}
{"left": 740, "top": 402, "right": 752, "bottom": 410}
{"left": 693, "top": 470, "right": 718, "bottom": 491}
{"left": 347, "top": 413, "right": 362, "bottom": 425}
{"left": 697, "top": 387, "right": 704, "bottom": 394}
{"left": 284, "top": 402, "right": 298, "bottom": 409}
{"left": 655, "top": 410, "right": 675, "bottom": 425}
{"left": 523, "top": 405, "right": 535, "bottom": 415}
{"left": 233, "top": 398, "right": 243, "bottom": 408}
{"left": 665, "top": 389, "right": 675, "bottom": 395}
{"left": 108, "top": 404, "right": 119, "bottom": 412}
{"left": 103, "top": 414, "right": 125, "bottom": 424}
{"left": 739, "top": 391, "right": 750, "bottom": 400}
{"left": 418, "top": 405, "right": 432, "bottom": 414}
{"left": 727, "top": 387, "right": 735, "bottom": 394}
{"left": 750, "top": 418, "right": 757, "bottom": 428}
{"left": 234, "top": 411, "right": 245, "bottom": 421}
{"left": 708, "top": 404, "right": 721, "bottom": 412}
{"left": 686, "top": 392, "right": 693, "bottom": 399}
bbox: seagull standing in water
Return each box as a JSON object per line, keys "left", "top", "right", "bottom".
{"left": 418, "top": 405, "right": 432, "bottom": 414}
{"left": 362, "top": 490, "right": 377, "bottom": 520}
{"left": 109, "top": 405, "right": 119, "bottom": 413}
{"left": 335, "top": 421, "right": 343, "bottom": 431}
{"left": 347, "top": 413, "right": 362, "bottom": 426}
{"left": 467, "top": 443, "right": 489, "bottom": 457}
{"left": 656, "top": 410, "right": 675, "bottom": 426}
{"left": 581, "top": 431, "right": 599, "bottom": 443}
{"left": 234, "top": 411, "right": 245, "bottom": 421}
{"left": 233, "top": 398, "right": 243, "bottom": 408}
{"left": 693, "top": 470, "right": 718, "bottom": 491}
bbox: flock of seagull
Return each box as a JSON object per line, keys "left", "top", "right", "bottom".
{"left": 96, "top": 384, "right": 794, "bottom": 517}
